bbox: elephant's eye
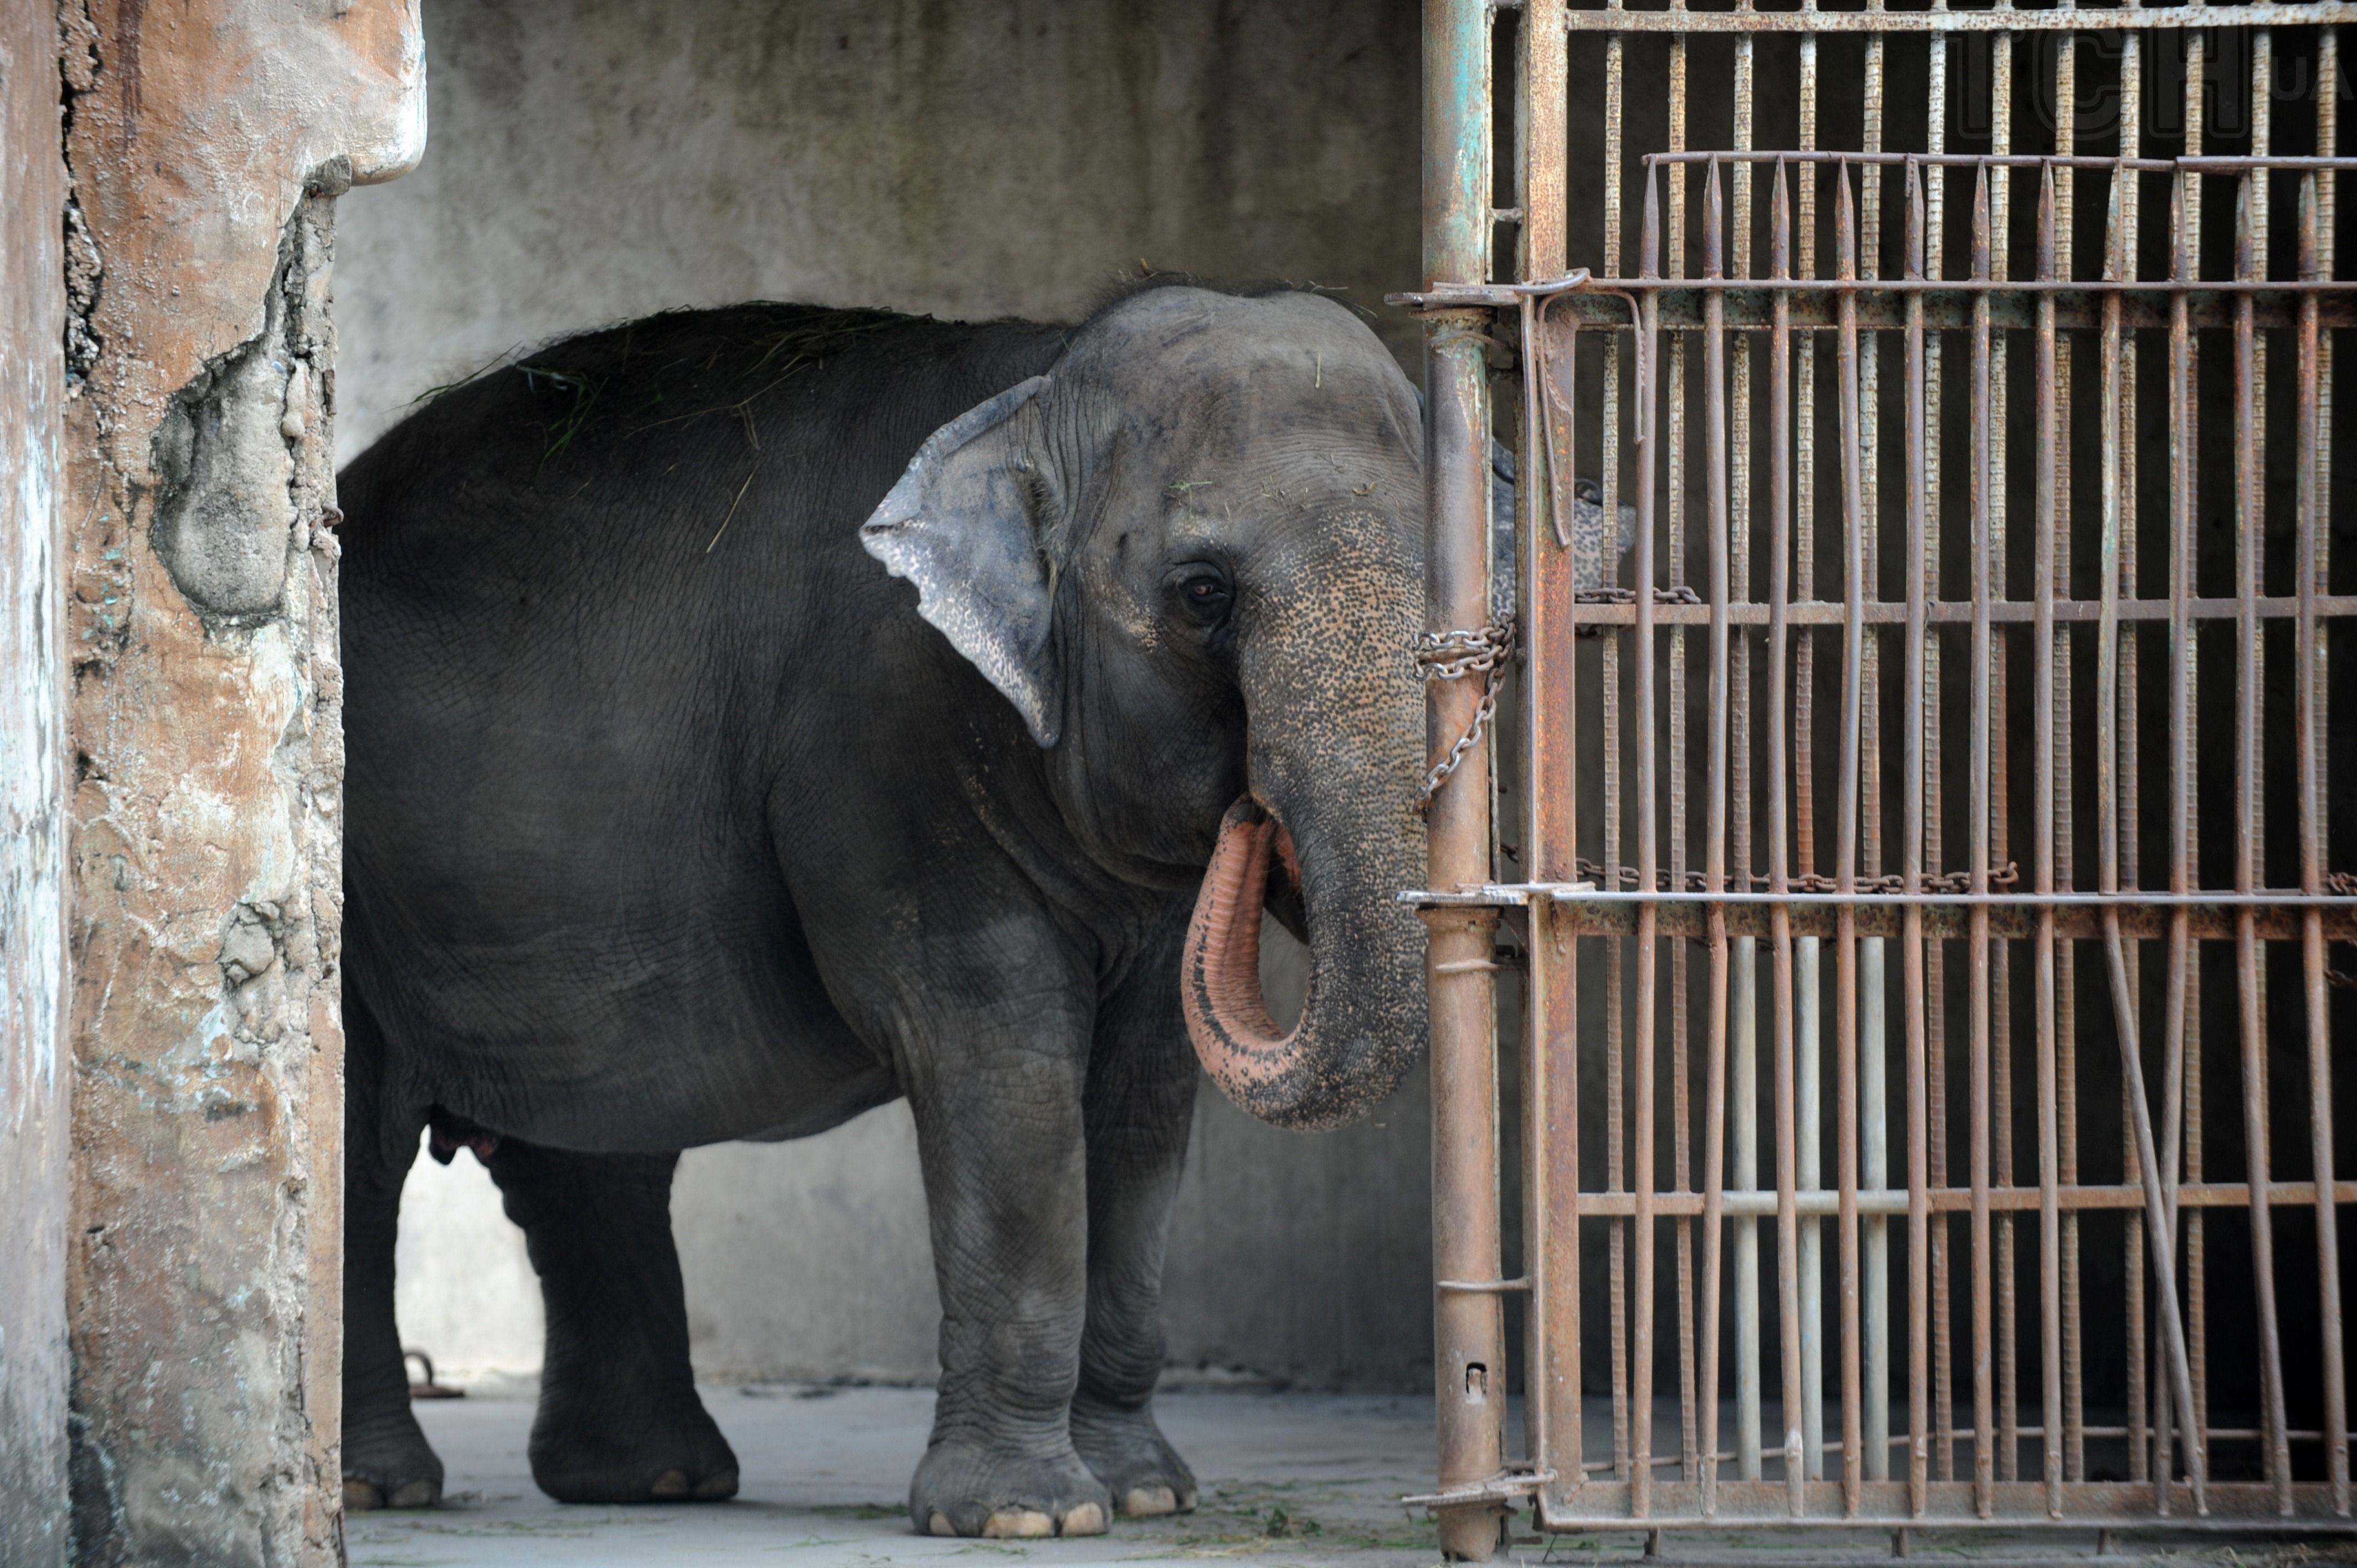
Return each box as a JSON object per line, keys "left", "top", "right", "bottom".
{"left": 1174, "top": 569, "right": 1233, "bottom": 625}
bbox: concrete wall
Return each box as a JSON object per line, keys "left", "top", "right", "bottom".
{"left": 348, "top": 0, "right": 1443, "bottom": 1396}
{"left": 1, "top": 5, "right": 70, "bottom": 1560}
{"left": 57, "top": 3, "right": 422, "bottom": 1561}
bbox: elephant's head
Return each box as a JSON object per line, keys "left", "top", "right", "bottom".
{"left": 861, "top": 285, "right": 1429, "bottom": 1130}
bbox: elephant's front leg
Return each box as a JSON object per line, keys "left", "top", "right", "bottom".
{"left": 1072, "top": 907, "right": 1200, "bottom": 1519}
{"left": 904, "top": 991, "right": 1110, "bottom": 1539}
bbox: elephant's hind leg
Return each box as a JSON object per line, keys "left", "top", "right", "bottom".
{"left": 483, "top": 1141, "right": 739, "bottom": 1504}
{"left": 342, "top": 993, "right": 444, "bottom": 1512}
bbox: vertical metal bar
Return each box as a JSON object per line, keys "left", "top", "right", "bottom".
{"left": 1731, "top": 19, "right": 1764, "bottom": 1493}
{"left": 2052, "top": 35, "right": 2087, "bottom": 1495}
{"left": 1795, "top": 48, "right": 1825, "bottom": 1485}
{"left": 1968, "top": 162, "right": 1998, "bottom": 1524}
{"left": 1924, "top": 24, "right": 1956, "bottom": 1492}
{"left": 2032, "top": 162, "right": 2066, "bottom": 1523}
{"left": 1701, "top": 156, "right": 1732, "bottom": 1520}
{"left": 2092, "top": 149, "right": 2204, "bottom": 1514}
{"left": 2232, "top": 166, "right": 2294, "bottom": 1520}
{"left": 1517, "top": 0, "right": 1574, "bottom": 1513}
{"left": 1988, "top": 35, "right": 2020, "bottom": 1495}
{"left": 1858, "top": 36, "right": 1892, "bottom": 1495}
{"left": 2299, "top": 50, "right": 2351, "bottom": 1524}
{"left": 2101, "top": 163, "right": 2205, "bottom": 1507}
{"left": 2173, "top": 35, "right": 2209, "bottom": 1476}
{"left": 2116, "top": 29, "right": 2149, "bottom": 1492}
{"left": 1769, "top": 158, "right": 1807, "bottom": 1518}
{"left": 1603, "top": 16, "right": 1630, "bottom": 1496}
{"left": 2162, "top": 131, "right": 2201, "bottom": 1509}
{"left": 1424, "top": 0, "right": 1505, "bottom": 1552}
{"left": 1665, "top": 39, "right": 1700, "bottom": 1501}
{"left": 1633, "top": 167, "right": 1664, "bottom": 1523}
{"left": 1834, "top": 161, "right": 1867, "bottom": 1520}
{"left": 1903, "top": 156, "right": 1932, "bottom": 1524}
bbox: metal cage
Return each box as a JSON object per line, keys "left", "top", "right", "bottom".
{"left": 1408, "top": 0, "right": 2357, "bottom": 1550}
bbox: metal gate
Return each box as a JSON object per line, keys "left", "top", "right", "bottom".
{"left": 1407, "top": 0, "right": 2356, "bottom": 1552}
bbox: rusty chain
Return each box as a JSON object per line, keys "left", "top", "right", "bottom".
{"left": 1417, "top": 616, "right": 1516, "bottom": 810}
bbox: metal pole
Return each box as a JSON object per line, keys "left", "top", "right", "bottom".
{"left": 1425, "top": 0, "right": 1506, "bottom": 1556}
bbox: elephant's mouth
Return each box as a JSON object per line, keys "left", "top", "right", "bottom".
{"left": 1181, "top": 798, "right": 1304, "bottom": 1084}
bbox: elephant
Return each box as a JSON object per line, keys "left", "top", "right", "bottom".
{"left": 332, "top": 283, "right": 1438, "bottom": 1538}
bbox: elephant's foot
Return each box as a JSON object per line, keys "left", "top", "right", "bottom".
{"left": 343, "top": 1403, "right": 445, "bottom": 1512}
{"left": 1070, "top": 1395, "right": 1198, "bottom": 1518}
{"left": 910, "top": 1436, "right": 1112, "bottom": 1537}
{"left": 527, "top": 1381, "right": 739, "bottom": 1504}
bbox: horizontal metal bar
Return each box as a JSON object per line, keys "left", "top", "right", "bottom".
{"left": 1437, "top": 1276, "right": 1536, "bottom": 1293}
{"left": 1563, "top": 3, "right": 2357, "bottom": 34}
{"left": 1574, "top": 1180, "right": 2357, "bottom": 1219}
{"left": 1412, "top": 886, "right": 2357, "bottom": 909}
{"left": 1395, "top": 285, "right": 2356, "bottom": 331}
{"left": 1536, "top": 1481, "right": 2357, "bottom": 1529}
{"left": 1643, "top": 150, "right": 2357, "bottom": 174}
{"left": 1403, "top": 887, "right": 2357, "bottom": 940}
{"left": 1561, "top": 594, "right": 2357, "bottom": 627}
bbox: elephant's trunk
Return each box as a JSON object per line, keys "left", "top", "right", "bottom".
{"left": 1181, "top": 786, "right": 1425, "bottom": 1129}
{"left": 1179, "top": 508, "right": 1429, "bottom": 1131}
{"left": 1181, "top": 801, "right": 1293, "bottom": 1066}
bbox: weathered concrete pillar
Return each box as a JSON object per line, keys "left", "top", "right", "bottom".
{"left": 56, "top": 4, "right": 421, "bottom": 1562}
{"left": 2, "top": 6, "right": 71, "bottom": 1563}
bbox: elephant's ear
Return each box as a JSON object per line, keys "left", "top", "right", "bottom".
{"left": 860, "top": 375, "right": 1063, "bottom": 747}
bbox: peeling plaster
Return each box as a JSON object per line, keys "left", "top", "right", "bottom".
{"left": 56, "top": 3, "right": 422, "bottom": 1564}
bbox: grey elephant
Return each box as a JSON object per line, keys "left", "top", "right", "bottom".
{"left": 333, "top": 283, "right": 1434, "bottom": 1537}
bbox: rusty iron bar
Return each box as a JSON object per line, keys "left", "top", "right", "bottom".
{"left": 1924, "top": 50, "right": 1955, "bottom": 1499}
{"left": 1601, "top": 7, "right": 1631, "bottom": 1500}
{"left": 1903, "top": 156, "right": 1932, "bottom": 1521}
{"left": 2032, "top": 163, "right": 2066, "bottom": 1521}
{"left": 1519, "top": 0, "right": 1577, "bottom": 1518}
{"left": 2232, "top": 164, "right": 2296, "bottom": 1519}
{"left": 1667, "top": 40, "right": 1700, "bottom": 1504}
{"left": 2050, "top": 54, "right": 2085, "bottom": 1498}
{"left": 2175, "top": 39, "right": 2210, "bottom": 1501}
{"left": 1556, "top": 4, "right": 2357, "bottom": 33}
{"left": 1632, "top": 164, "right": 1662, "bottom": 1523}
{"left": 1769, "top": 156, "right": 1807, "bottom": 1519}
{"left": 1859, "top": 106, "right": 1896, "bottom": 1514}
{"left": 2297, "top": 147, "right": 2353, "bottom": 1522}
{"left": 1423, "top": 0, "right": 1506, "bottom": 1554}
{"left": 1700, "top": 154, "right": 1731, "bottom": 1520}
{"left": 1835, "top": 159, "right": 1867, "bottom": 1520}
{"left": 1730, "top": 22, "right": 1765, "bottom": 1497}
{"left": 1968, "top": 158, "right": 1999, "bottom": 1523}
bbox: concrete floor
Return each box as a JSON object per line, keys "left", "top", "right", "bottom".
{"left": 344, "top": 1388, "right": 2357, "bottom": 1567}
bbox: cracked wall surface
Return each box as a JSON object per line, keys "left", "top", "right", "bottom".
{"left": 2, "top": 2, "right": 69, "bottom": 1562}
{"left": 56, "top": 2, "right": 421, "bottom": 1562}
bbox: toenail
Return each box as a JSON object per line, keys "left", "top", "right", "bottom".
{"left": 387, "top": 1479, "right": 439, "bottom": 1510}
{"left": 694, "top": 1468, "right": 738, "bottom": 1500}
{"left": 929, "top": 1510, "right": 959, "bottom": 1536}
{"left": 1059, "top": 1501, "right": 1108, "bottom": 1536}
{"left": 649, "top": 1469, "right": 691, "bottom": 1499}
{"left": 342, "top": 1479, "right": 384, "bottom": 1513}
{"left": 982, "top": 1509, "right": 1056, "bottom": 1539}
{"left": 1123, "top": 1486, "right": 1179, "bottom": 1518}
